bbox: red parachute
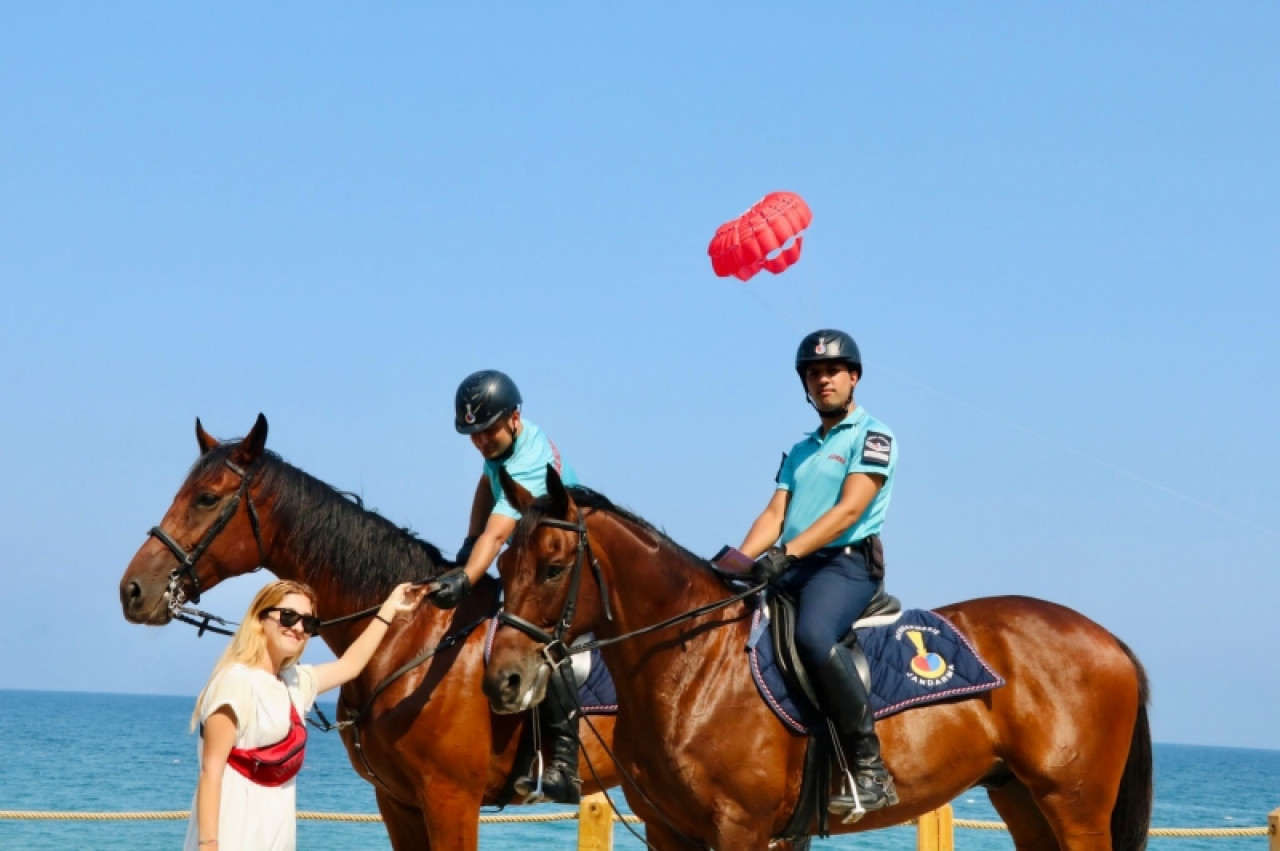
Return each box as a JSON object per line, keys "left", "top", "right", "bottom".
{"left": 708, "top": 191, "right": 813, "bottom": 281}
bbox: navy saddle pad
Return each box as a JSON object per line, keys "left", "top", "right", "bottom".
{"left": 747, "top": 605, "right": 1004, "bottom": 734}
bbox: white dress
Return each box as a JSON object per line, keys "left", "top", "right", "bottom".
{"left": 184, "top": 662, "right": 319, "bottom": 851}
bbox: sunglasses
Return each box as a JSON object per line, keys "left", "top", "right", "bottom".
{"left": 260, "top": 607, "right": 321, "bottom": 636}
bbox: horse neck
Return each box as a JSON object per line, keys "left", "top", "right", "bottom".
{"left": 251, "top": 464, "right": 447, "bottom": 654}
{"left": 590, "top": 514, "right": 746, "bottom": 678}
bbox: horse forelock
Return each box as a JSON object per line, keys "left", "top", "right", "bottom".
{"left": 192, "top": 442, "right": 449, "bottom": 600}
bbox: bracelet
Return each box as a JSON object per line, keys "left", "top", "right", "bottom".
{"left": 198, "top": 841, "right": 218, "bottom": 847}
{"left": 374, "top": 614, "right": 392, "bottom": 626}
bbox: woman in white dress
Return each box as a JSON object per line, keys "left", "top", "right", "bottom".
{"left": 185, "top": 579, "right": 424, "bottom": 851}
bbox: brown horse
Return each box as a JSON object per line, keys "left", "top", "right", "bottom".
{"left": 119, "top": 415, "right": 619, "bottom": 850}
{"left": 483, "top": 468, "right": 1153, "bottom": 850}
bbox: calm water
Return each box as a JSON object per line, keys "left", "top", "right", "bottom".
{"left": 0, "top": 690, "right": 1275, "bottom": 849}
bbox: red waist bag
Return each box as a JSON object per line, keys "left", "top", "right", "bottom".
{"left": 226, "top": 702, "right": 308, "bottom": 787}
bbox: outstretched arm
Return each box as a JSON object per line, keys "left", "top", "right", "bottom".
{"left": 459, "top": 511, "right": 517, "bottom": 586}
{"left": 313, "top": 583, "right": 426, "bottom": 694}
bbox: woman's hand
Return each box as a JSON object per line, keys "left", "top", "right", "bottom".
{"left": 379, "top": 582, "right": 427, "bottom": 622}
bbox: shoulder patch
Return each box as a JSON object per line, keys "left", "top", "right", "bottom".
{"left": 775, "top": 451, "right": 788, "bottom": 484}
{"left": 861, "top": 431, "right": 892, "bottom": 467}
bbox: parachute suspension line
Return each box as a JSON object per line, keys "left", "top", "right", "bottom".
{"left": 737, "top": 281, "right": 810, "bottom": 336}
{"left": 867, "top": 358, "right": 1280, "bottom": 541}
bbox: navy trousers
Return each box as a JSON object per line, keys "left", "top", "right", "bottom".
{"left": 774, "top": 547, "right": 880, "bottom": 674}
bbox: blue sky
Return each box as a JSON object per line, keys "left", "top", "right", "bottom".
{"left": 1, "top": 5, "right": 1277, "bottom": 750}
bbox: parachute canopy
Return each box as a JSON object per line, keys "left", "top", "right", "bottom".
{"left": 707, "top": 191, "right": 812, "bottom": 281}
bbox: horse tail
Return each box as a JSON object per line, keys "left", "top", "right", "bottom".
{"left": 1111, "top": 637, "right": 1153, "bottom": 851}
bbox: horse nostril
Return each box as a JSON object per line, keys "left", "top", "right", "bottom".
{"left": 128, "top": 581, "right": 142, "bottom": 601}
{"left": 504, "top": 671, "right": 522, "bottom": 697}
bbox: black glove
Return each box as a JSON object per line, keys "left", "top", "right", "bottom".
{"left": 428, "top": 567, "right": 472, "bottom": 609}
{"left": 455, "top": 535, "right": 479, "bottom": 567}
{"left": 752, "top": 546, "right": 795, "bottom": 585}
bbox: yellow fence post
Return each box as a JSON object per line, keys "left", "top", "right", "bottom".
{"left": 1268, "top": 807, "right": 1279, "bottom": 851}
{"left": 917, "top": 805, "right": 954, "bottom": 851}
{"left": 578, "top": 791, "right": 614, "bottom": 851}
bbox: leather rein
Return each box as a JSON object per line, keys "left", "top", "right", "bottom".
{"left": 495, "top": 507, "right": 764, "bottom": 664}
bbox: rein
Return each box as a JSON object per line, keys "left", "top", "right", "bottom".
{"left": 496, "top": 507, "right": 765, "bottom": 660}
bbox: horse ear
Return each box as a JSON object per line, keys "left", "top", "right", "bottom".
{"left": 195, "top": 418, "right": 220, "bottom": 455}
{"left": 231, "top": 413, "right": 269, "bottom": 465}
{"left": 545, "top": 464, "right": 570, "bottom": 518}
{"left": 498, "top": 467, "right": 535, "bottom": 512}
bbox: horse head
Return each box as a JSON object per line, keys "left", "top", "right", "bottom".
{"left": 119, "top": 414, "right": 272, "bottom": 624}
{"left": 483, "top": 464, "right": 608, "bottom": 714}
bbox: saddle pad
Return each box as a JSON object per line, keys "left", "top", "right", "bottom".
{"left": 484, "top": 617, "right": 618, "bottom": 715}
{"left": 748, "top": 607, "right": 1004, "bottom": 735}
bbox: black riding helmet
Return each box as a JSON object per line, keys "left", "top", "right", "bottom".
{"left": 795, "top": 329, "right": 862, "bottom": 379}
{"left": 454, "top": 370, "right": 523, "bottom": 435}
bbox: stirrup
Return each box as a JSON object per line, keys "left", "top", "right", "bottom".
{"left": 829, "top": 771, "right": 898, "bottom": 822}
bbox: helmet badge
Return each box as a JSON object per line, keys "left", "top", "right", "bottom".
{"left": 464, "top": 404, "right": 476, "bottom": 424}
{"left": 814, "top": 339, "right": 827, "bottom": 355}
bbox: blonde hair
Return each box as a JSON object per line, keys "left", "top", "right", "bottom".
{"left": 190, "top": 580, "right": 319, "bottom": 730}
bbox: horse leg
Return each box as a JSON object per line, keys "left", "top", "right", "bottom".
{"left": 418, "top": 783, "right": 482, "bottom": 851}
{"left": 641, "top": 819, "right": 709, "bottom": 850}
{"left": 375, "top": 790, "right": 431, "bottom": 851}
{"left": 987, "top": 780, "right": 1059, "bottom": 851}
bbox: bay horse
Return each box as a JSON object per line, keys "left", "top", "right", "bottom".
{"left": 483, "top": 467, "right": 1153, "bottom": 850}
{"left": 118, "top": 415, "right": 619, "bottom": 850}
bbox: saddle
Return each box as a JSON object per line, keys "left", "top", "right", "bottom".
{"left": 768, "top": 584, "right": 902, "bottom": 708}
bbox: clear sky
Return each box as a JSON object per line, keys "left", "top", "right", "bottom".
{"left": 1, "top": 5, "right": 1277, "bottom": 750}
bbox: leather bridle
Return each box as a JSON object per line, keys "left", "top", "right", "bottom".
{"left": 149, "top": 457, "right": 267, "bottom": 610}
{"left": 495, "top": 507, "right": 613, "bottom": 662}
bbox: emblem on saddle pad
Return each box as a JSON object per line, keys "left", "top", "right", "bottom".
{"left": 897, "top": 625, "right": 954, "bottom": 687}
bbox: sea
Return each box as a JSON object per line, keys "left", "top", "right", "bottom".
{"left": 0, "top": 690, "right": 1275, "bottom": 850}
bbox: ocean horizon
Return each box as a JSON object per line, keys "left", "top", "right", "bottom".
{"left": 2, "top": 689, "right": 1276, "bottom": 849}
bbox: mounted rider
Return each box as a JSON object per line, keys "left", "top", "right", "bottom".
{"left": 427, "top": 369, "right": 584, "bottom": 804}
{"left": 737, "top": 330, "right": 899, "bottom": 816}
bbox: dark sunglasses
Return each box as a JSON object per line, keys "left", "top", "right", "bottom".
{"left": 260, "top": 607, "right": 321, "bottom": 636}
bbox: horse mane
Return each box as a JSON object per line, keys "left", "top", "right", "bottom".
{"left": 521, "top": 485, "right": 711, "bottom": 570}
{"left": 193, "top": 444, "right": 449, "bottom": 599}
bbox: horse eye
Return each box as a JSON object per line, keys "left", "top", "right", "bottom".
{"left": 194, "top": 492, "right": 221, "bottom": 509}
{"left": 545, "top": 563, "right": 568, "bottom": 580}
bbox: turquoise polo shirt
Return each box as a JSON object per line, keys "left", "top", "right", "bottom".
{"left": 777, "top": 406, "right": 897, "bottom": 547}
{"left": 483, "top": 419, "right": 579, "bottom": 520}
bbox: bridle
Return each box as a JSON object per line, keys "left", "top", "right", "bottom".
{"left": 495, "top": 507, "right": 613, "bottom": 662}
{"left": 149, "top": 457, "right": 267, "bottom": 611}
{"left": 495, "top": 506, "right": 763, "bottom": 661}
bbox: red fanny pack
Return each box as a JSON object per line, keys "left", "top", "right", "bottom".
{"left": 226, "top": 701, "right": 308, "bottom": 787}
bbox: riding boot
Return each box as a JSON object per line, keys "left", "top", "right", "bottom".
{"left": 813, "top": 642, "right": 899, "bottom": 816}
{"left": 514, "top": 664, "right": 582, "bottom": 804}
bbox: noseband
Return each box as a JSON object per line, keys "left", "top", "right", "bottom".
{"left": 149, "top": 458, "right": 267, "bottom": 609}
{"left": 496, "top": 507, "right": 613, "bottom": 661}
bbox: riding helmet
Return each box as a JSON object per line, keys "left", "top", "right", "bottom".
{"left": 454, "top": 370, "right": 523, "bottom": 435}
{"left": 795, "top": 329, "right": 862, "bottom": 378}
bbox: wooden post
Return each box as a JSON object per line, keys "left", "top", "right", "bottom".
{"left": 1268, "top": 807, "right": 1279, "bottom": 851}
{"left": 916, "top": 805, "right": 954, "bottom": 851}
{"left": 578, "top": 791, "right": 614, "bottom": 851}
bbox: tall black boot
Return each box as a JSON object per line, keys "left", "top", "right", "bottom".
{"left": 514, "top": 664, "right": 582, "bottom": 804}
{"left": 813, "top": 642, "right": 898, "bottom": 817}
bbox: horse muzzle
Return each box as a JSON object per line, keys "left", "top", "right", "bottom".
{"left": 483, "top": 656, "right": 551, "bottom": 715}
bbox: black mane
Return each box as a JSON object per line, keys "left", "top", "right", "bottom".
{"left": 194, "top": 444, "right": 449, "bottom": 601}
{"left": 520, "top": 485, "right": 708, "bottom": 567}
